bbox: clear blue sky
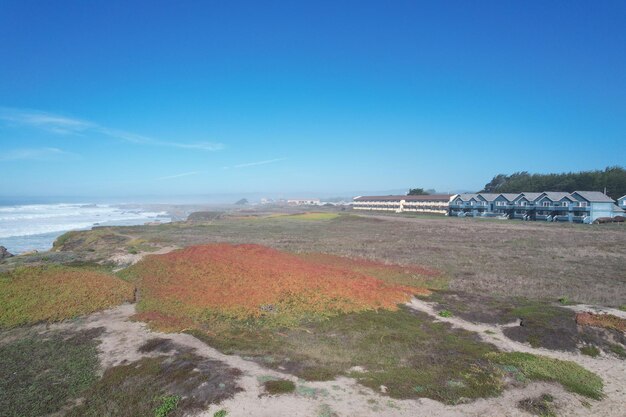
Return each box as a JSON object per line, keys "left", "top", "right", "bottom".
{"left": 1, "top": 0, "right": 625, "bottom": 201}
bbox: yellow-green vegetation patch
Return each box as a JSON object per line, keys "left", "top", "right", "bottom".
{"left": 52, "top": 228, "right": 130, "bottom": 252}
{"left": 0, "top": 265, "right": 135, "bottom": 328}
{"left": 127, "top": 238, "right": 160, "bottom": 254}
{"left": 279, "top": 212, "right": 340, "bottom": 221}
{"left": 487, "top": 352, "right": 603, "bottom": 399}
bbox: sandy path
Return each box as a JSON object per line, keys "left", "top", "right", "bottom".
{"left": 109, "top": 246, "right": 179, "bottom": 271}
{"left": 406, "top": 298, "right": 626, "bottom": 417}
{"left": 45, "top": 302, "right": 625, "bottom": 417}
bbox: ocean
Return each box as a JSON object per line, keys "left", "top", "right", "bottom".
{"left": 0, "top": 203, "right": 171, "bottom": 254}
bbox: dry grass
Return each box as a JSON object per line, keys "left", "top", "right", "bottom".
{"left": 0, "top": 265, "right": 135, "bottom": 328}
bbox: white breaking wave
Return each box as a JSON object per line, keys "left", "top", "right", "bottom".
{"left": 0, "top": 203, "right": 171, "bottom": 253}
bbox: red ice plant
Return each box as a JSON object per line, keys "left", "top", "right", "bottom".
{"left": 131, "top": 244, "right": 430, "bottom": 327}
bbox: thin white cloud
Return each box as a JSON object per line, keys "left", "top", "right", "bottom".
{"left": 226, "top": 157, "right": 287, "bottom": 169}
{"left": 0, "top": 109, "right": 93, "bottom": 134}
{"left": 0, "top": 147, "right": 79, "bottom": 161}
{"left": 156, "top": 171, "right": 203, "bottom": 180}
{"left": 0, "top": 108, "right": 224, "bottom": 152}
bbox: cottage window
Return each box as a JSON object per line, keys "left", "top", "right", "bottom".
{"left": 542, "top": 201, "right": 550, "bottom": 207}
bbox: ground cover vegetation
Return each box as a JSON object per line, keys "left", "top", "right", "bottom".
{"left": 487, "top": 352, "right": 604, "bottom": 400}
{"left": 126, "top": 243, "right": 427, "bottom": 326}
{"left": 425, "top": 290, "right": 626, "bottom": 357}
{"left": 0, "top": 326, "right": 242, "bottom": 417}
{"left": 41, "top": 211, "right": 626, "bottom": 306}
{"left": 263, "top": 379, "right": 297, "bottom": 395}
{"left": 0, "top": 327, "right": 104, "bottom": 417}
{"left": 575, "top": 312, "right": 626, "bottom": 333}
{"left": 0, "top": 265, "right": 134, "bottom": 327}
{"left": 121, "top": 243, "right": 604, "bottom": 403}
{"left": 0, "top": 210, "right": 619, "bottom": 411}
{"left": 294, "top": 252, "right": 446, "bottom": 288}
{"left": 65, "top": 341, "right": 242, "bottom": 417}
{"left": 517, "top": 393, "right": 557, "bottom": 417}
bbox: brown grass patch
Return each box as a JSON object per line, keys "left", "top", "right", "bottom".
{"left": 576, "top": 312, "right": 626, "bottom": 332}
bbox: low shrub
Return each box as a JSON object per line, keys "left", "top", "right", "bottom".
{"left": 580, "top": 346, "right": 600, "bottom": 357}
{"left": 154, "top": 395, "right": 180, "bottom": 417}
{"left": 263, "top": 379, "right": 296, "bottom": 395}
{"left": 487, "top": 352, "right": 603, "bottom": 399}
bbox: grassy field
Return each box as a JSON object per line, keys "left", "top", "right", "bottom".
{"left": 0, "top": 265, "right": 135, "bottom": 328}
{"left": 41, "top": 210, "right": 626, "bottom": 306}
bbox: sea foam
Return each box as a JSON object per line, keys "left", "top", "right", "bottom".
{"left": 0, "top": 203, "right": 170, "bottom": 254}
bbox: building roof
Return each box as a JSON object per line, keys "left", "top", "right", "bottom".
{"left": 613, "top": 204, "right": 625, "bottom": 213}
{"left": 477, "top": 193, "right": 500, "bottom": 202}
{"left": 455, "top": 193, "right": 478, "bottom": 201}
{"left": 572, "top": 191, "right": 615, "bottom": 203}
{"left": 539, "top": 192, "right": 573, "bottom": 201}
{"left": 520, "top": 192, "right": 543, "bottom": 201}
{"left": 500, "top": 193, "right": 521, "bottom": 201}
{"left": 617, "top": 195, "right": 626, "bottom": 201}
{"left": 353, "top": 194, "right": 452, "bottom": 202}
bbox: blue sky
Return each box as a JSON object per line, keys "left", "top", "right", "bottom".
{"left": 1, "top": 1, "right": 625, "bottom": 201}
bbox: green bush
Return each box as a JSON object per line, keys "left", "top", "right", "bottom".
{"left": 580, "top": 346, "right": 600, "bottom": 357}
{"left": 154, "top": 395, "right": 180, "bottom": 417}
{"left": 487, "top": 352, "right": 603, "bottom": 399}
{"left": 264, "top": 379, "right": 296, "bottom": 395}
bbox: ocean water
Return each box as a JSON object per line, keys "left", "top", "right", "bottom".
{"left": 0, "top": 203, "right": 170, "bottom": 254}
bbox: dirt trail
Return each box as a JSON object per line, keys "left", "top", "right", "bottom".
{"left": 407, "top": 298, "right": 626, "bottom": 417}
{"left": 44, "top": 302, "right": 625, "bottom": 417}
{"left": 109, "top": 246, "right": 178, "bottom": 271}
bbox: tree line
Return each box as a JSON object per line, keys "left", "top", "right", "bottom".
{"left": 481, "top": 166, "right": 626, "bottom": 200}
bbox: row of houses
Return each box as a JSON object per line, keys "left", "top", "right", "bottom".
{"left": 353, "top": 192, "right": 625, "bottom": 223}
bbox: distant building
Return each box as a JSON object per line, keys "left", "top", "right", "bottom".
{"left": 287, "top": 199, "right": 321, "bottom": 206}
{"left": 618, "top": 195, "right": 626, "bottom": 210}
{"left": 352, "top": 195, "right": 453, "bottom": 214}
{"left": 449, "top": 191, "right": 621, "bottom": 223}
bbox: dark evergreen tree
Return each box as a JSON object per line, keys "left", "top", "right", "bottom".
{"left": 480, "top": 166, "right": 626, "bottom": 199}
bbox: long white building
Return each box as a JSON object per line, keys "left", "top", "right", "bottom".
{"left": 352, "top": 195, "right": 453, "bottom": 214}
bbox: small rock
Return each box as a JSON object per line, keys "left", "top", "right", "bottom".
{"left": 0, "top": 246, "right": 14, "bottom": 259}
